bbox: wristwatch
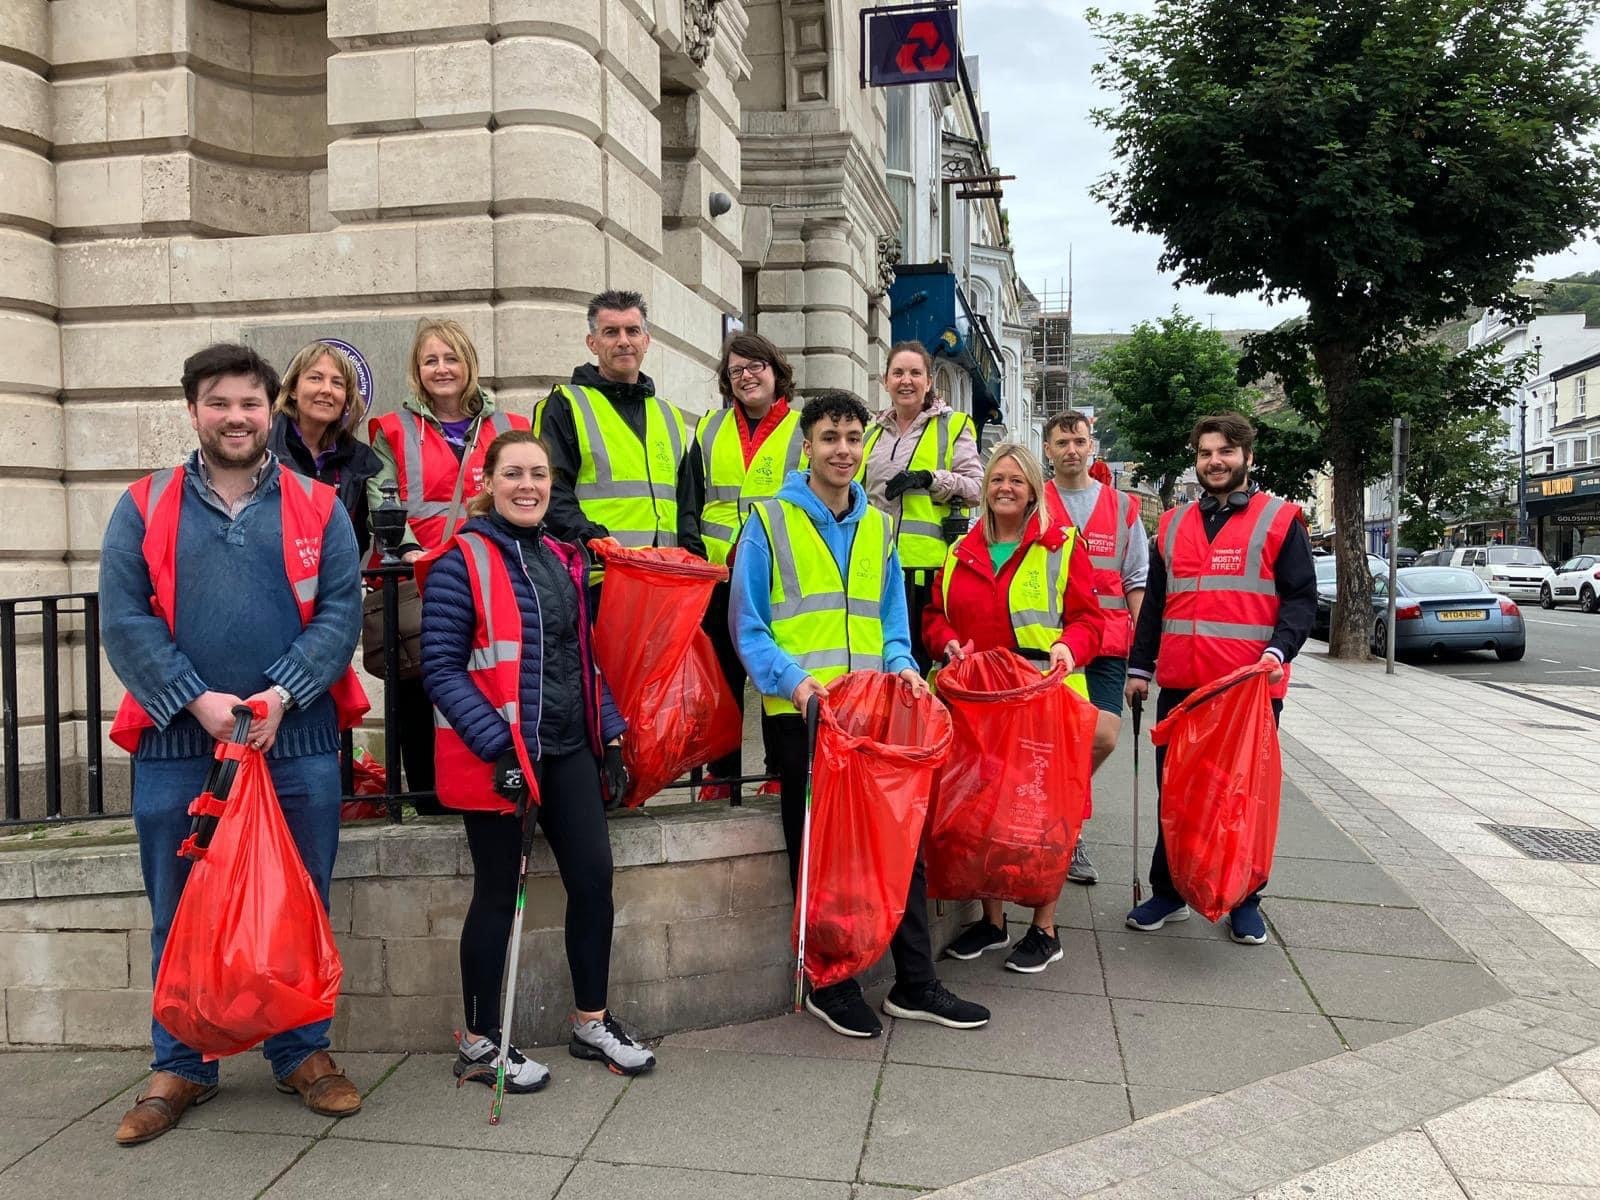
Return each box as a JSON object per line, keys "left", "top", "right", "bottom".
{"left": 270, "top": 683, "right": 294, "bottom": 711}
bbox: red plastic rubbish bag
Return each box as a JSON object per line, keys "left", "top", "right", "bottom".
{"left": 590, "top": 542, "right": 742, "bottom": 806}
{"left": 1149, "top": 661, "right": 1282, "bottom": 923}
{"left": 341, "top": 749, "right": 389, "bottom": 821}
{"left": 794, "top": 672, "right": 953, "bottom": 990}
{"left": 152, "top": 747, "right": 343, "bottom": 1059}
{"left": 925, "top": 649, "right": 1099, "bottom": 907}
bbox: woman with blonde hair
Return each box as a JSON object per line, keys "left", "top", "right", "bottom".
{"left": 367, "top": 318, "right": 530, "bottom": 805}
{"left": 268, "top": 341, "right": 382, "bottom": 555}
{"left": 922, "top": 442, "right": 1103, "bottom": 974}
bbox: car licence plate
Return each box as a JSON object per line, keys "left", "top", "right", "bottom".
{"left": 1437, "top": 610, "right": 1488, "bottom": 621}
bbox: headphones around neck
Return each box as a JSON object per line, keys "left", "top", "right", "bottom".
{"left": 1198, "top": 481, "right": 1257, "bottom": 514}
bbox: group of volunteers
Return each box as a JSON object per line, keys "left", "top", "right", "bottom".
{"left": 99, "top": 285, "right": 1313, "bottom": 1145}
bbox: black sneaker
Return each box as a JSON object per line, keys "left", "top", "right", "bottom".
{"left": 881, "top": 980, "right": 990, "bottom": 1029}
{"left": 942, "top": 918, "right": 1010, "bottom": 960}
{"left": 1005, "top": 924, "right": 1064, "bottom": 974}
{"left": 804, "top": 979, "right": 882, "bottom": 1039}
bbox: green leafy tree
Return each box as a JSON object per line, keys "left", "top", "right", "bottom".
{"left": 1090, "top": 310, "right": 1247, "bottom": 506}
{"left": 1089, "top": 0, "right": 1600, "bottom": 657}
{"left": 1401, "top": 409, "right": 1516, "bottom": 551}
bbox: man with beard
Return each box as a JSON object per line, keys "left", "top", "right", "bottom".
{"left": 1123, "top": 412, "right": 1317, "bottom": 945}
{"left": 535, "top": 290, "right": 699, "bottom": 581}
{"left": 100, "top": 343, "right": 364, "bottom": 1144}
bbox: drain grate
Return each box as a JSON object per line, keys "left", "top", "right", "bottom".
{"left": 1484, "top": 824, "right": 1600, "bottom": 863}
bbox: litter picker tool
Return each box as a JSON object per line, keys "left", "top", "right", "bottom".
{"left": 456, "top": 762, "right": 539, "bottom": 1125}
{"left": 1130, "top": 692, "right": 1144, "bottom": 906}
{"left": 792, "top": 694, "right": 821, "bottom": 1012}
{"left": 177, "top": 702, "right": 257, "bottom": 861}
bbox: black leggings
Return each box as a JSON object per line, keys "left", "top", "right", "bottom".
{"left": 459, "top": 747, "right": 615, "bottom": 1032}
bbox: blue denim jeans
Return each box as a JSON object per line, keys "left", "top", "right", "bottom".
{"left": 132, "top": 751, "right": 342, "bottom": 1085}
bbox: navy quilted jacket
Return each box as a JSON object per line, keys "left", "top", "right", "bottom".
{"left": 419, "top": 515, "right": 625, "bottom": 764}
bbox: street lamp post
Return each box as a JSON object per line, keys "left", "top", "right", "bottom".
{"left": 1518, "top": 395, "right": 1528, "bottom": 545}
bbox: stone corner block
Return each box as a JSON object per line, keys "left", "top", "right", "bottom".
{"left": 30, "top": 847, "right": 145, "bottom": 899}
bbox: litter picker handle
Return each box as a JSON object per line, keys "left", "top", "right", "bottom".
{"left": 804, "top": 694, "right": 820, "bottom": 755}
{"left": 179, "top": 704, "right": 256, "bottom": 860}
{"left": 793, "top": 693, "right": 822, "bottom": 1012}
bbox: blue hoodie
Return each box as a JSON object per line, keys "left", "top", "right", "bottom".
{"left": 730, "top": 470, "right": 916, "bottom": 705}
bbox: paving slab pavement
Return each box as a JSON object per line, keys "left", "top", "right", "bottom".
{"left": 7, "top": 654, "right": 1600, "bottom": 1197}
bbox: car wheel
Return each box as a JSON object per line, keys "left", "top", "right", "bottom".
{"left": 1583, "top": 586, "right": 1599, "bottom": 615}
{"left": 1540, "top": 584, "right": 1555, "bottom": 609}
{"left": 1496, "top": 643, "right": 1526, "bottom": 662}
{"left": 1371, "top": 617, "right": 1387, "bottom": 658}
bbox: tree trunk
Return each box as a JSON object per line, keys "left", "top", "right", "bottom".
{"left": 1312, "top": 337, "right": 1374, "bottom": 661}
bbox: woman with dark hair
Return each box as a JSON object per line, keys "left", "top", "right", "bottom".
{"left": 367, "top": 318, "right": 530, "bottom": 806}
{"left": 686, "top": 331, "right": 806, "bottom": 799}
{"left": 420, "top": 429, "right": 654, "bottom": 1089}
{"left": 859, "top": 340, "right": 984, "bottom": 671}
{"left": 268, "top": 342, "right": 382, "bottom": 556}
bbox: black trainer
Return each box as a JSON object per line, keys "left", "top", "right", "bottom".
{"left": 942, "top": 918, "right": 1009, "bottom": 961}
{"left": 805, "top": 979, "right": 882, "bottom": 1039}
{"left": 1005, "top": 924, "right": 1064, "bottom": 974}
{"left": 881, "top": 979, "right": 990, "bottom": 1029}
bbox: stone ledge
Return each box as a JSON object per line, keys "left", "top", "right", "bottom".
{"left": 0, "top": 799, "right": 967, "bottom": 1049}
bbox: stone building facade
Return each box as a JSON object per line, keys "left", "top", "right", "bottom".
{"left": 0, "top": 0, "right": 901, "bottom": 812}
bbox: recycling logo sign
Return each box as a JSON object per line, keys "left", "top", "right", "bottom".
{"left": 866, "top": 6, "right": 959, "bottom": 87}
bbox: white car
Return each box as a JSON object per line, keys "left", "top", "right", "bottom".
{"left": 1445, "top": 545, "right": 1554, "bottom": 601}
{"left": 1540, "top": 554, "right": 1600, "bottom": 613}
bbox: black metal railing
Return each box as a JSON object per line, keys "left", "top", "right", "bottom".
{"left": 2, "top": 577, "right": 774, "bottom": 826}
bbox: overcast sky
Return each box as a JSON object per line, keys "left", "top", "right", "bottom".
{"left": 962, "top": 0, "right": 1600, "bottom": 333}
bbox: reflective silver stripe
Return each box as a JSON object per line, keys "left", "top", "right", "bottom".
{"left": 793, "top": 648, "right": 853, "bottom": 673}
{"left": 433, "top": 706, "right": 451, "bottom": 729}
{"left": 764, "top": 501, "right": 805, "bottom": 611}
{"left": 567, "top": 385, "right": 678, "bottom": 511}
{"left": 781, "top": 425, "right": 805, "bottom": 475}
{"left": 1199, "top": 575, "right": 1277, "bottom": 595}
{"left": 1163, "top": 497, "right": 1286, "bottom": 594}
{"left": 468, "top": 640, "right": 519, "bottom": 671}
{"left": 1098, "top": 595, "right": 1128, "bottom": 610}
{"left": 1162, "top": 619, "right": 1276, "bottom": 640}
{"left": 706, "top": 485, "right": 742, "bottom": 502}
{"left": 1012, "top": 608, "right": 1057, "bottom": 628}
{"left": 145, "top": 467, "right": 177, "bottom": 513}
{"left": 698, "top": 408, "right": 731, "bottom": 466}
{"left": 701, "top": 520, "right": 737, "bottom": 542}
{"left": 586, "top": 480, "right": 669, "bottom": 500}
{"left": 662, "top": 399, "right": 684, "bottom": 467}
{"left": 1112, "top": 489, "right": 1130, "bottom": 564}
{"left": 567, "top": 387, "right": 614, "bottom": 484}
{"left": 294, "top": 577, "right": 319, "bottom": 604}
{"left": 410, "top": 500, "right": 455, "bottom": 517}
{"left": 399, "top": 414, "right": 424, "bottom": 505}
{"left": 1168, "top": 577, "right": 1198, "bottom": 593}
{"left": 1243, "top": 496, "right": 1286, "bottom": 580}
{"left": 899, "top": 519, "right": 944, "bottom": 541}
{"left": 1161, "top": 503, "right": 1187, "bottom": 564}
{"left": 611, "top": 528, "right": 658, "bottom": 548}
{"left": 1089, "top": 555, "right": 1121, "bottom": 570}
{"left": 773, "top": 590, "right": 845, "bottom": 620}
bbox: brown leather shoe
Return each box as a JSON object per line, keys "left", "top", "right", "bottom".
{"left": 274, "top": 1050, "right": 362, "bottom": 1117}
{"left": 114, "top": 1072, "right": 218, "bottom": 1146}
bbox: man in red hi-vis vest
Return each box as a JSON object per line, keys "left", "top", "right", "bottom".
{"left": 1040, "top": 409, "right": 1148, "bottom": 890}
{"left": 99, "top": 344, "right": 366, "bottom": 1146}
{"left": 1123, "top": 412, "right": 1318, "bottom": 946}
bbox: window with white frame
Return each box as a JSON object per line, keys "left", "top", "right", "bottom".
{"left": 1557, "top": 440, "right": 1569, "bottom": 468}
{"left": 1577, "top": 438, "right": 1591, "bottom": 466}
{"left": 1579, "top": 375, "right": 1589, "bottom": 418}
{"left": 1591, "top": 431, "right": 1600, "bottom": 462}
{"left": 1534, "top": 407, "right": 1543, "bottom": 442}
{"left": 885, "top": 88, "right": 914, "bottom": 257}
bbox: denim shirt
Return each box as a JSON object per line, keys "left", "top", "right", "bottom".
{"left": 100, "top": 451, "right": 362, "bottom": 760}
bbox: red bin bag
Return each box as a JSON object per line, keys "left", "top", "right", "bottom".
{"left": 794, "top": 671, "right": 953, "bottom": 990}
{"left": 925, "top": 649, "right": 1099, "bottom": 907}
{"left": 1149, "top": 661, "right": 1282, "bottom": 923}
{"left": 590, "top": 543, "right": 743, "bottom": 806}
{"left": 152, "top": 747, "right": 343, "bottom": 1059}
{"left": 341, "top": 748, "right": 389, "bottom": 821}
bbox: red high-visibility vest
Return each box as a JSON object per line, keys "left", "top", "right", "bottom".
{"left": 416, "top": 532, "right": 540, "bottom": 814}
{"left": 1044, "top": 481, "right": 1142, "bottom": 659}
{"left": 108, "top": 466, "right": 371, "bottom": 752}
{"left": 1155, "top": 492, "right": 1299, "bottom": 700}
{"left": 368, "top": 409, "right": 529, "bottom": 552}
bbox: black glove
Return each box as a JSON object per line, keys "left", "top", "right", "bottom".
{"left": 494, "top": 749, "right": 527, "bottom": 801}
{"left": 884, "top": 469, "right": 934, "bottom": 500}
{"left": 602, "top": 743, "right": 630, "bottom": 810}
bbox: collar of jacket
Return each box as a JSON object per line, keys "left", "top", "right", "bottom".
{"left": 402, "top": 387, "right": 497, "bottom": 424}
{"left": 571, "top": 362, "right": 658, "bottom": 406}
{"left": 953, "top": 513, "right": 1062, "bottom": 574}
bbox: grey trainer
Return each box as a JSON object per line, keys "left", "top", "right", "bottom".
{"left": 570, "top": 1013, "right": 656, "bottom": 1076}
{"left": 1067, "top": 840, "right": 1099, "bottom": 885}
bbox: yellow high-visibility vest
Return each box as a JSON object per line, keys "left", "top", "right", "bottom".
{"left": 752, "top": 497, "right": 893, "bottom": 715}
{"left": 859, "top": 411, "right": 973, "bottom": 569}
{"left": 695, "top": 408, "right": 806, "bottom": 566}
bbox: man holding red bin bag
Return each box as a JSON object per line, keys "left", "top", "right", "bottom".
{"left": 1124, "top": 413, "right": 1318, "bottom": 944}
